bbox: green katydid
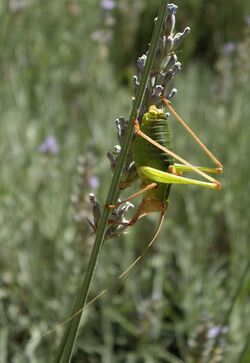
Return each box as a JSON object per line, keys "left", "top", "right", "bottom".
{"left": 30, "top": 97, "right": 223, "bottom": 345}
{"left": 109, "top": 95, "right": 222, "bottom": 235}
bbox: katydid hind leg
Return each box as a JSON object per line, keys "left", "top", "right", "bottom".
{"left": 161, "top": 96, "right": 223, "bottom": 171}
{"left": 134, "top": 119, "right": 221, "bottom": 189}
{"left": 138, "top": 166, "right": 221, "bottom": 190}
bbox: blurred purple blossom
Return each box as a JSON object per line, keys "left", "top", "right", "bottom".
{"left": 207, "top": 325, "right": 228, "bottom": 339}
{"left": 39, "top": 136, "right": 59, "bottom": 155}
{"left": 88, "top": 176, "right": 100, "bottom": 189}
{"left": 101, "top": 0, "right": 116, "bottom": 11}
{"left": 223, "top": 42, "right": 236, "bottom": 54}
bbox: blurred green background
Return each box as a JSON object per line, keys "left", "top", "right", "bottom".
{"left": 0, "top": 0, "right": 249, "bottom": 362}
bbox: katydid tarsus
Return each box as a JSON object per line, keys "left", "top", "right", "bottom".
{"left": 31, "top": 97, "right": 222, "bottom": 344}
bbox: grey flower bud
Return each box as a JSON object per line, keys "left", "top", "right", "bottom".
{"left": 89, "top": 193, "right": 101, "bottom": 228}
{"left": 137, "top": 54, "right": 147, "bottom": 71}
{"left": 164, "top": 35, "right": 174, "bottom": 55}
{"left": 167, "top": 88, "right": 177, "bottom": 99}
{"left": 133, "top": 75, "right": 139, "bottom": 94}
{"left": 172, "top": 62, "right": 181, "bottom": 76}
{"left": 173, "top": 27, "right": 190, "bottom": 49}
{"left": 164, "top": 53, "right": 177, "bottom": 72}
{"left": 115, "top": 117, "right": 127, "bottom": 143}
{"left": 107, "top": 151, "right": 116, "bottom": 172}
{"left": 164, "top": 4, "right": 178, "bottom": 35}
{"left": 113, "top": 145, "right": 121, "bottom": 154}
{"left": 164, "top": 70, "right": 174, "bottom": 83}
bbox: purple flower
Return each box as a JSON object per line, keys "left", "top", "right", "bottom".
{"left": 101, "top": 0, "right": 116, "bottom": 11}
{"left": 207, "top": 325, "right": 228, "bottom": 339}
{"left": 88, "top": 176, "right": 100, "bottom": 190}
{"left": 223, "top": 42, "right": 236, "bottom": 54}
{"left": 39, "top": 136, "right": 59, "bottom": 155}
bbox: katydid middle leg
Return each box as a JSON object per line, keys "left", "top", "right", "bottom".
{"left": 107, "top": 182, "right": 157, "bottom": 209}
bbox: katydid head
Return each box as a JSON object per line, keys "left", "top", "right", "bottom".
{"left": 142, "top": 105, "right": 168, "bottom": 125}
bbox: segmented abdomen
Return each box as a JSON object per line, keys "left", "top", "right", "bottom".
{"left": 133, "top": 118, "right": 173, "bottom": 173}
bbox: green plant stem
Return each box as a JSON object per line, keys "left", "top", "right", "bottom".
{"left": 53, "top": 2, "right": 169, "bottom": 362}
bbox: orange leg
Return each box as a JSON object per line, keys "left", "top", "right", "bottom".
{"left": 107, "top": 182, "right": 157, "bottom": 209}
{"left": 133, "top": 118, "right": 221, "bottom": 189}
{"left": 161, "top": 96, "right": 223, "bottom": 172}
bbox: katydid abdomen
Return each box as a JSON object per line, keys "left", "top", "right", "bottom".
{"left": 133, "top": 116, "right": 173, "bottom": 171}
{"left": 132, "top": 106, "right": 173, "bottom": 213}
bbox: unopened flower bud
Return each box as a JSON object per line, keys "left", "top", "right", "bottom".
{"left": 155, "top": 85, "right": 164, "bottom": 95}
{"left": 173, "top": 27, "right": 190, "bottom": 48}
{"left": 167, "top": 88, "right": 177, "bottom": 99}
{"left": 137, "top": 54, "right": 147, "bottom": 71}
{"left": 89, "top": 193, "right": 101, "bottom": 228}
{"left": 172, "top": 62, "right": 181, "bottom": 76}
{"left": 115, "top": 117, "right": 127, "bottom": 143}
{"left": 164, "top": 53, "right": 177, "bottom": 72}
{"left": 164, "top": 4, "right": 178, "bottom": 35}
{"left": 133, "top": 75, "right": 139, "bottom": 94}
{"left": 164, "top": 70, "right": 174, "bottom": 83}
{"left": 164, "top": 35, "right": 174, "bottom": 55}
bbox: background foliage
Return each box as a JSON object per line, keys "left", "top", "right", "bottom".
{"left": 0, "top": 0, "right": 249, "bottom": 362}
